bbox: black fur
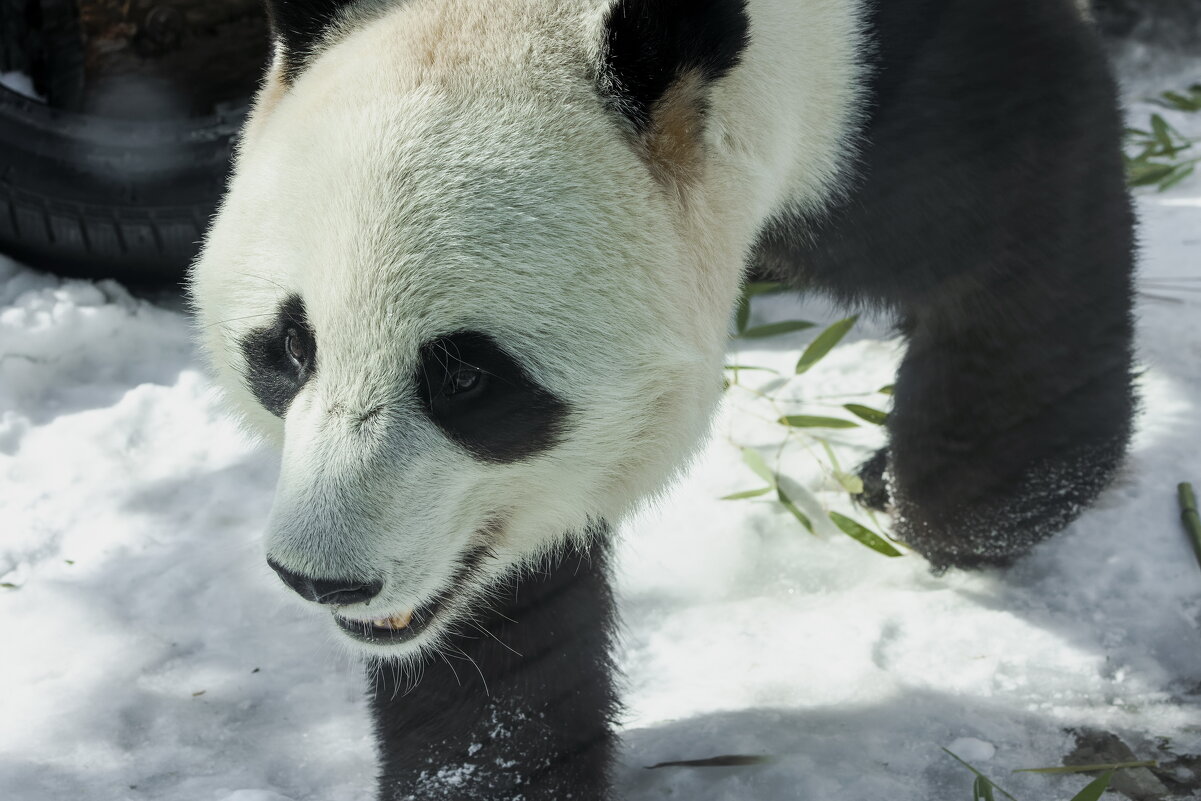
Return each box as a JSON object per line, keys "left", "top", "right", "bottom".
{"left": 370, "top": 534, "right": 617, "bottom": 800}
{"left": 239, "top": 294, "right": 317, "bottom": 418}
{"left": 599, "top": 0, "right": 750, "bottom": 133}
{"left": 752, "top": 0, "right": 1136, "bottom": 569}
{"left": 416, "top": 331, "right": 569, "bottom": 464}
{"left": 264, "top": 0, "right": 357, "bottom": 82}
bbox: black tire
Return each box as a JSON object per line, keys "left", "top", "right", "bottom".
{"left": 0, "top": 85, "right": 245, "bottom": 285}
{"left": 0, "top": 0, "right": 262, "bottom": 286}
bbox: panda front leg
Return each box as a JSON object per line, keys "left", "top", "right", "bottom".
{"left": 867, "top": 274, "right": 1135, "bottom": 571}
{"left": 368, "top": 537, "right": 617, "bottom": 801}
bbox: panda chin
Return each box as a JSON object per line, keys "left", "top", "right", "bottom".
{"left": 333, "top": 544, "right": 494, "bottom": 649}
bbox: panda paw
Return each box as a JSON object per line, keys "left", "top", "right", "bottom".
{"left": 854, "top": 448, "right": 891, "bottom": 512}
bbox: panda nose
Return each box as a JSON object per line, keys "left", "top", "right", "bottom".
{"left": 266, "top": 557, "right": 383, "bottom": 605}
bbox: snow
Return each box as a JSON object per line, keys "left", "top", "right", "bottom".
{"left": 3, "top": 65, "right": 1201, "bottom": 801}
{"left": 0, "top": 71, "right": 44, "bottom": 101}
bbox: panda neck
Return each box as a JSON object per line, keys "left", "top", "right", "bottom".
{"left": 368, "top": 534, "right": 617, "bottom": 800}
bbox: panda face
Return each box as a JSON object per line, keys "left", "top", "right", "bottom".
{"left": 188, "top": 3, "right": 744, "bottom": 659}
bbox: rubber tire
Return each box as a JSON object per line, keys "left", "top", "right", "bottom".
{"left": 0, "top": 85, "right": 246, "bottom": 286}
{"left": 1, "top": 0, "right": 32, "bottom": 74}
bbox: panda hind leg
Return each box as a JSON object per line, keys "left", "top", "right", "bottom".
{"left": 877, "top": 285, "right": 1135, "bottom": 571}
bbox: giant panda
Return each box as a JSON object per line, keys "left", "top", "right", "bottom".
{"left": 188, "top": 0, "right": 1135, "bottom": 798}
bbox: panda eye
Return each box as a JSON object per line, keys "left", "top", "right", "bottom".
{"left": 415, "top": 331, "right": 568, "bottom": 463}
{"left": 445, "top": 368, "right": 484, "bottom": 398}
{"left": 284, "top": 328, "right": 310, "bottom": 370}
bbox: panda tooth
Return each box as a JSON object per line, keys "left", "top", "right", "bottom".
{"left": 390, "top": 610, "right": 414, "bottom": 629}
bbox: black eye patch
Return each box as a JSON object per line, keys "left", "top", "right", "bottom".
{"left": 416, "top": 332, "right": 568, "bottom": 463}
{"left": 239, "top": 294, "right": 317, "bottom": 418}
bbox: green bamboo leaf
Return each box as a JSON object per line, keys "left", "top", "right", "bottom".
{"left": 723, "top": 364, "right": 778, "bottom": 373}
{"left": 1159, "top": 164, "right": 1195, "bottom": 191}
{"left": 741, "top": 448, "right": 776, "bottom": 485}
{"left": 1128, "top": 161, "right": 1177, "bottom": 187}
{"left": 877, "top": 384, "right": 895, "bottom": 395}
{"left": 1160, "top": 90, "right": 1201, "bottom": 112}
{"left": 943, "top": 750, "right": 1020, "bottom": 801}
{"left": 776, "top": 486, "right": 815, "bottom": 534}
{"left": 1069, "top": 770, "right": 1115, "bottom": 801}
{"left": 0, "top": 583, "right": 18, "bottom": 590}
{"left": 735, "top": 294, "right": 751, "bottom": 333}
{"left": 778, "top": 415, "right": 859, "bottom": 429}
{"left": 795, "top": 315, "right": 858, "bottom": 374}
{"left": 1150, "top": 114, "right": 1175, "bottom": 152}
{"left": 739, "top": 320, "right": 817, "bottom": 339}
{"left": 973, "top": 776, "right": 996, "bottom": 801}
{"left": 843, "top": 403, "right": 889, "bottom": 425}
{"left": 1016, "top": 761, "right": 1156, "bottom": 775}
{"left": 834, "top": 470, "right": 864, "bottom": 495}
{"left": 720, "top": 486, "right": 775, "bottom": 501}
{"left": 646, "top": 754, "right": 773, "bottom": 769}
{"left": 1123, "top": 150, "right": 1153, "bottom": 171}
{"left": 744, "top": 281, "right": 785, "bottom": 297}
{"left": 828, "top": 511, "right": 902, "bottom": 556}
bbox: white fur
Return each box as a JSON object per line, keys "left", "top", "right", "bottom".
{"left": 189, "top": 0, "right": 866, "bottom": 660}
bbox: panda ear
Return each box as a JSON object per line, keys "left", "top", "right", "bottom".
{"left": 598, "top": 0, "right": 750, "bottom": 179}
{"left": 265, "top": 0, "right": 359, "bottom": 82}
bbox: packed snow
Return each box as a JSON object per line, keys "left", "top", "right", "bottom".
{"left": 2, "top": 64, "right": 1200, "bottom": 801}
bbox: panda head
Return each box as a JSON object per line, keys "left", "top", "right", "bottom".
{"left": 189, "top": 0, "right": 755, "bottom": 660}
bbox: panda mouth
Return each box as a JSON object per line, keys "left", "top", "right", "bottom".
{"left": 335, "top": 602, "right": 440, "bottom": 644}
{"left": 332, "top": 546, "right": 492, "bottom": 646}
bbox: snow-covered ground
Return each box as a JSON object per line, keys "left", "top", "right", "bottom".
{"left": 3, "top": 66, "right": 1200, "bottom": 801}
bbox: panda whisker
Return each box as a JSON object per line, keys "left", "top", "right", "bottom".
{"left": 201, "top": 312, "right": 277, "bottom": 330}
{"left": 467, "top": 619, "right": 523, "bottom": 658}
{"left": 436, "top": 648, "right": 463, "bottom": 687}
{"left": 233, "top": 271, "right": 291, "bottom": 294}
{"left": 446, "top": 644, "right": 491, "bottom": 696}
{"left": 485, "top": 605, "right": 519, "bottom": 626}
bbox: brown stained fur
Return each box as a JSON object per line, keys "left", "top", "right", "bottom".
{"left": 639, "top": 69, "right": 709, "bottom": 187}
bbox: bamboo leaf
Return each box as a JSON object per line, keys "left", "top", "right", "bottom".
{"left": 1179, "top": 482, "right": 1201, "bottom": 574}
{"left": 646, "top": 754, "right": 773, "bottom": 769}
{"left": 795, "top": 315, "right": 858, "bottom": 374}
{"left": 723, "top": 364, "right": 779, "bottom": 373}
{"left": 943, "top": 750, "right": 1020, "bottom": 801}
{"left": 1068, "top": 770, "right": 1115, "bottom": 801}
{"left": 1128, "top": 161, "right": 1177, "bottom": 187}
{"left": 745, "top": 281, "right": 785, "bottom": 297}
{"left": 741, "top": 448, "right": 776, "bottom": 485}
{"left": 720, "top": 486, "right": 775, "bottom": 500}
{"left": 834, "top": 470, "right": 865, "bottom": 495}
{"left": 828, "top": 511, "right": 902, "bottom": 556}
{"left": 779, "top": 415, "right": 859, "bottom": 429}
{"left": 777, "top": 486, "right": 815, "bottom": 534}
{"left": 1159, "top": 164, "right": 1195, "bottom": 191}
{"left": 1150, "top": 114, "right": 1175, "bottom": 152}
{"left": 735, "top": 294, "right": 750, "bottom": 333}
{"left": 1159, "top": 90, "right": 1201, "bottom": 112}
{"left": 973, "top": 775, "right": 997, "bottom": 801}
{"left": 843, "top": 403, "right": 889, "bottom": 425}
{"left": 1016, "top": 761, "right": 1156, "bottom": 775}
{"left": 878, "top": 384, "right": 895, "bottom": 395}
{"left": 739, "top": 320, "right": 817, "bottom": 339}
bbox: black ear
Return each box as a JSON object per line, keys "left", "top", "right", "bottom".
{"left": 265, "top": 0, "right": 359, "bottom": 82}
{"left": 599, "top": 0, "right": 750, "bottom": 135}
